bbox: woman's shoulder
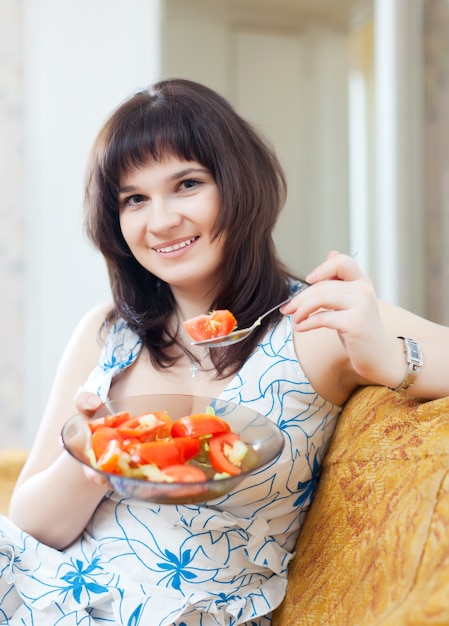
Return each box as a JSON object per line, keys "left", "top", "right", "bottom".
{"left": 51, "top": 301, "right": 116, "bottom": 386}
{"left": 73, "top": 303, "right": 143, "bottom": 400}
{"left": 76, "top": 300, "right": 114, "bottom": 334}
{"left": 53, "top": 301, "right": 115, "bottom": 381}
{"left": 70, "top": 301, "right": 139, "bottom": 347}
{"left": 72, "top": 301, "right": 142, "bottom": 363}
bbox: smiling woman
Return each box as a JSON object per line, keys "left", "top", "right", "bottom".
{"left": 117, "top": 158, "right": 224, "bottom": 296}
{"left": 2, "top": 77, "right": 449, "bottom": 626}
{"left": 83, "top": 80, "right": 290, "bottom": 380}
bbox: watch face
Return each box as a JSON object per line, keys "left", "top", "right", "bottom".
{"left": 408, "top": 340, "right": 422, "bottom": 362}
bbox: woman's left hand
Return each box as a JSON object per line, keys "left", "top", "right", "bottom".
{"left": 281, "top": 251, "right": 402, "bottom": 386}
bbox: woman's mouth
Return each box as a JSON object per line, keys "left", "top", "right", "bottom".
{"left": 154, "top": 237, "right": 198, "bottom": 254}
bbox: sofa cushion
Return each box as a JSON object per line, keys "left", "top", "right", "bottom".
{"left": 0, "top": 448, "right": 28, "bottom": 516}
{"left": 273, "top": 385, "right": 449, "bottom": 626}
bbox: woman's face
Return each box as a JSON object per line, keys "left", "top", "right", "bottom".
{"left": 118, "top": 155, "right": 225, "bottom": 297}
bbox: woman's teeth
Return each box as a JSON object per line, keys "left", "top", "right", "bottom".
{"left": 157, "top": 237, "right": 196, "bottom": 253}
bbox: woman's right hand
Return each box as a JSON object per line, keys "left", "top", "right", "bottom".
{"left": 74, "top": 390, "right": 104, "bottom": 417}
{"left": 74, "top": 391, "right": 112, "bottom": 487}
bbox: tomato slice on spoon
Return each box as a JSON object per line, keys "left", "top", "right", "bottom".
{"left": 184, "top": 310, "right": 237, "bottom": 341}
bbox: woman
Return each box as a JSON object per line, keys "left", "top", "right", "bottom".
{"left": 1, "top": 78, "right": 449, "bottom": 625}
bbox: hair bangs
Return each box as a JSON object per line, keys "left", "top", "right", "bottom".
{"left": 101, "top": 98, "right": 211, "bottom": 190}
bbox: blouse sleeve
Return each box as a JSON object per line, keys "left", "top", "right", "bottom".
{"left": 77, "top": 318, "right": 142, "bottom": 401}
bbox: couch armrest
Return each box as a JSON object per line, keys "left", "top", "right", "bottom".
{"left": 273, "top": 385, "right": 449, "bottom": 626}
{"left": 0, "top": 449, "right": 28, "bottom": 516}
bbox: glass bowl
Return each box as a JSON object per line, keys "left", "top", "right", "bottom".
{"left": 60, "top": 394, "right": 284, "bottom": 504}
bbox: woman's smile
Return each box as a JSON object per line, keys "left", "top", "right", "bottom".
{"left": 118, "top": 156, "right": 224, "bottom": 293}
{"left": 153, "top": 236, "right": 199, "bottom": 255}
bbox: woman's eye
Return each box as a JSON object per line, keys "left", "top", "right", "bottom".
{"left": 122, "top": 194, "right": 146, "bottom": 207}
{"left": 179, "top": 178, "right": 201, "bottom": 191}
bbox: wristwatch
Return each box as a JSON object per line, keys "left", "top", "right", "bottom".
{"left": 389, "top": 336, "right": 423, "bottom": 392}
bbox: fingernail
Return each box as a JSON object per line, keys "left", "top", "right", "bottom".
{"left": 86, "top": 395, "right": 101, "bottom": 409}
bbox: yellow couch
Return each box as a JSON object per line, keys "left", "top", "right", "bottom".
{"left": 2, "top": 386, "right": 449, "bottom": 625}
{"left": 273, "top": 385, "right": 449, "bottom": 625}
{"left": 0, "top": 448, "right": 27, "bottom": 517}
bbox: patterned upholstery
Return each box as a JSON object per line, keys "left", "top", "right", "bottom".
{"left": 0, "top": 449, "right": 27, "bottom": 516}
{"left": 272, "top": 385, "right": 449, "bottom": 625}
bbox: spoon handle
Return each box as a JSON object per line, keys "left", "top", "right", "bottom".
{"left": 256, "top": 281, "right": 310, "bottom": 324}
{"left": 256, "top": 297, "right": 292, "bottom": 323}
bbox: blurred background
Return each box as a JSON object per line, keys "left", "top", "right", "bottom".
{"left": 0, "top": 0, "right": 448, "bottom": 449}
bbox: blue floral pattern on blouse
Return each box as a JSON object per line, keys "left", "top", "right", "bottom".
{"left": 0, "top": 307, "right": 341, "bottom": 625}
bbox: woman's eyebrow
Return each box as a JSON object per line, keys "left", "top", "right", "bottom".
{"left": 166, "top": 167, "right": 209, "bottom": 181}
{"left": 118, "top": 167, "right": 210, "bottom": 195}
{"left": 118, "top": 184, "right": 138, "bottom": 194}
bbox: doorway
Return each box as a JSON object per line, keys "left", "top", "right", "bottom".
{"left": 164, "top": 0, "right": 367, "bottom": 276}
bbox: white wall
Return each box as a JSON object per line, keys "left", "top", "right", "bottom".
{"left": 165, "top": 1, "right": 350, "bottom": 277}
{"left": 234, "top": 27, "right": 350, "bottom": 275}
{"left": 15, "top": 0, "right": 432, "bottom": 447}
{"left": 0, "top": 0, "right": 25, "bottom": 449}
{"left": 23, "top": 0, "right": 164, "bottom": 443}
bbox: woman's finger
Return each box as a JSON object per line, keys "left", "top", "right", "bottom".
{"left": 305, "top": 252, "right": 362, "bottom": 284}
{"left": 74, "top": 390, "right": 103, "bottom": 417}
{"left": 83, "top": 465, "right": 111, "bottom": 488}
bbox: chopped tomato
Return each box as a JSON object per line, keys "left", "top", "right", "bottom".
{"left": 88, "top": 411, "right": 131, "bottom": 433}
{"left": 162, "top": 465, "right": 207, "bottom": 483}
{"left": 120, "top": 437, "right": 141, "bottom": 453}
{"left": 171, "top": 413, "right": 231, "bottom": 439}
{"left": 209, "top": 432, "right": 248, "bottom": 476}
{"left": 183, "top": 310, "right": 237, "bottom": 342}
{"left": 131, "top": 440, "right": 183, "bottom": 468}
{"left": 116, "top": 411, "right": 172, "bottom": 441}
{"left": 91, "top": 426, "right": 121, "bottom": 459}
{"left": 115, "top": 418, "right": 144, "bottom": 438}
{"left": 171, "top": 436, "right": 201, "bottom": 462}
{"left": 96, "top": 439, "right": 124, "bottom": 473}
{"left": 85, "top": 406, "right": 255, "bottom": 485}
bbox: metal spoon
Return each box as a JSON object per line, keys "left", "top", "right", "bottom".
{"left": 190, "top": 281, "right": 310, "bottom": 348}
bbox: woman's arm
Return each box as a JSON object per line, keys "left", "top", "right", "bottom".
{"left": 284, "top": 252, "right": 449, "bottom": 404}
{"left": 370, "top": 300, "right": 449, "bottom": 399}
{"left": 9, "top": 301, "right": 113, "bottom": 549}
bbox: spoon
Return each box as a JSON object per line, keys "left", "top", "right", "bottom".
{"left": 191, "top": 281, "right": 310, "bottom": 348}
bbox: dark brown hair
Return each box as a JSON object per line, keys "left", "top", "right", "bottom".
{"left": 84, "top": 78, "right": 298, "bottom": 377}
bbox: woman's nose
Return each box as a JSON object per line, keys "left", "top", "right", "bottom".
{"left": 147, "top": 197, "right": 182, "bottom": 233}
